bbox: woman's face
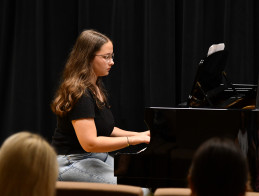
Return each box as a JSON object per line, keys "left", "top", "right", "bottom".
{"left": 92, "top": 41, "right": 114, "bottom": 77}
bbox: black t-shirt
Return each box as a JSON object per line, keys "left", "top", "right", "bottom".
{"left": 51, "top": 90, "right": 115, "bottom": 155}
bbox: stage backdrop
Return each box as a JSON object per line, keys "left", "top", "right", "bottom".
{"left": 0, "top": 0, "right": 258, "bottom": 143}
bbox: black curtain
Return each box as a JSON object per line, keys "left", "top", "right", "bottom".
{"left": 0, "top": 0, "right": 259, "bottom": 143}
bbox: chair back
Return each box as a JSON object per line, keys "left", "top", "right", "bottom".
{"left": 154, "top": 188, "right": 259, "bottom": 196}
{"left": 56, "top": 181, "right": 143, "bottom": 196}
{"left": 154, "top": 188, "right": 191, "bottom": 196}
{"left": 246, "top": 192, "right": 259, "bottom": 196}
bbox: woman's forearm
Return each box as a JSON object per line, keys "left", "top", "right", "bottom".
{"left": 84, "top": 135, "right": 150, "bottom": 153}
{"left": 84, "top": 136, "right": 130, "bottom": 152}
{"left": 110, "top": 127, "right": 140, "bottom": 137}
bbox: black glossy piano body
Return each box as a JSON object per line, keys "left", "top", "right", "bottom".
{"left": 114, "top": 49, "right": 259, "bottom": 190}
{"left": 114, "top": 107, "right": 259, "bottom": 189}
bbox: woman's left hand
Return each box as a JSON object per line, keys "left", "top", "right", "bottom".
{"left": 139, "top": 130, "right": 150, "bottom": 137}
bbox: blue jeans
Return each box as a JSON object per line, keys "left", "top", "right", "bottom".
{"left": 57, "top": 152, "right": 117, "bottom": 184}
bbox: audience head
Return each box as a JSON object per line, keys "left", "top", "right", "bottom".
{"left": 0, "top": 131, "right": 58, "bottom": 196}
{"left": 188, "top": 137, "right": 249, "bottom": 196}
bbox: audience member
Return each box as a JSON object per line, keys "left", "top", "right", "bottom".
{"left": 0, "top": 131, "right": 58, "bottom": 196}
{"left": 188, "top": 137, "right": 251, "bottom": 196}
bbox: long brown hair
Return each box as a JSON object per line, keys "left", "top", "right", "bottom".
{"left": 51, "top": 30, "right": 110, "bottom": 117}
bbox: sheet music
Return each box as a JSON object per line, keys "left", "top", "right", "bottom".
{"left": 207, "top": 43, "right": 225, "bottom": 56}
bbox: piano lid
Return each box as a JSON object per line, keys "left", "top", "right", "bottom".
{"left": 187, "top": 44, "right": 257, "bottom": 109}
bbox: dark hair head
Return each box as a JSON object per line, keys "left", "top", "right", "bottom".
{"left": 189, "top": 137, "right": 248, "bottom": 196}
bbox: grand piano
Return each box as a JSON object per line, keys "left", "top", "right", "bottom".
{"left": 114, "top": 45, "right": 259, "bottom": 190}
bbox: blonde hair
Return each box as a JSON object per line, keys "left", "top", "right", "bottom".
{"left": 51, "top": 29, "right": 110, "bottom": 117}
{"left": 0, "top": 131, "right": 58, "bottom": 196}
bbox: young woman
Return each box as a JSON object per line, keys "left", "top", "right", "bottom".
{"left": 51, "top": 29, "right": 150, "bottom": 184}
{"left": 0, "top": 131, "right": 58, "bottom": 196}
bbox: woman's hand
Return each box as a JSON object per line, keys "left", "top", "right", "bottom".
{"left": 138, "top": 130, "right": 150, "bottom": 137}
{"left": 128, "top": 134, "right": 150, "bottom": 145}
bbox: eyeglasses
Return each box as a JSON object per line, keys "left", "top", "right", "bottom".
{"left": 95, "top": 53, "right": 114, "bottom": 63}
